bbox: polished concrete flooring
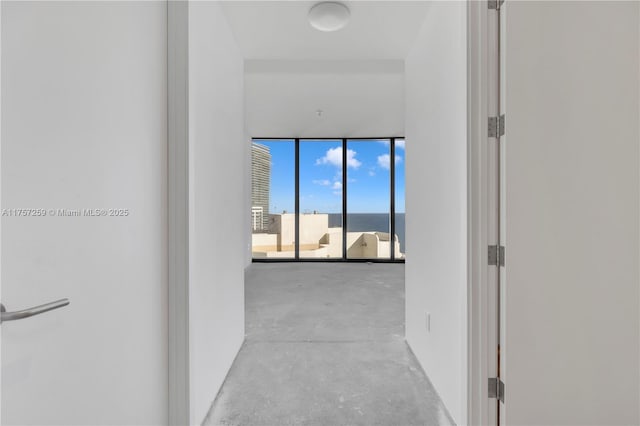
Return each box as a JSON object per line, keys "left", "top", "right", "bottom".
{"left": 204, "top": 263, "right": 454, "bottom": 426}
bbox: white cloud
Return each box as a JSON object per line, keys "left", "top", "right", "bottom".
{"left": 377, "top": 154, "right": 402, "bottom": 170}
{"left": 345, "top": 149, "right": 362, "bottom": 169}
{"left": 379, "top": 140, "right": 404, "bottom": 150}
{"left": 316, "top": 147, "right": 361, "bottom": 169}
{"left": 313, "top": 179, "right": 331, "bottom": 186}
{"left": 332, "top": 181, "right": 342, "bottom": 196}
{"left": 378, "top": 155, "right": 390, "bottom": 170}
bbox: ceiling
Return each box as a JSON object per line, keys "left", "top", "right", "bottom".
{"left": 221, "top": 1, "right": 430, "bottom": 137}
{"left": 220, "top": 1, "right": 430, "bottom": 60}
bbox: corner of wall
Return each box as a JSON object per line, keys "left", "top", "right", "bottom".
{"left": 187, "top": 1, "right": 247, "bottom": 423}
{"left": 403, "top": 1, "right": 468, "bottom": 424}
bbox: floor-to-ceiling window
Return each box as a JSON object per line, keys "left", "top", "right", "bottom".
{"left": 251, "top": 138, "right": 404, "bottom": 262}
{"left": 346, "top": 139, "right": 391, "bottom": 259}
{"left": 299, "top": 140, "right": 343, "bottom": 259}
{"left": 251, "top": 140, "right": 295, "bottom": 259}
{"left": 394, "top": 139, "right": 406, "bottom": 259}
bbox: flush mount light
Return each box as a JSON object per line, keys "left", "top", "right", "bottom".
{"left": 308, "top": 2, "right": 350, "bottom": 32}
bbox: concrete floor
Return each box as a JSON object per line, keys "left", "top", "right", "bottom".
{"left": 204, "top": 263, "right": 454, "bottom": 426}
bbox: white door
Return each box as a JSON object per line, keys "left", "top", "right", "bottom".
{"left": 1, "top": 2, "right": 168, "bottom": 424}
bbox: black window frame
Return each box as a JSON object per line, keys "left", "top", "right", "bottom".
{"left": 251, "top": 137, "right": 405, "bottom": 264}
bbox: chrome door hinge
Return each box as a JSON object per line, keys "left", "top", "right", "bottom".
{"left": 488, "top": 114, "right": 505, "bottom": 138}
{"left": 488, "top": 377, "right": 505, "bottom": 403}
{"left": 488, "top": 245, "right": 505, "bottom": 267}
{"left": 488, "top": 0, "right": 505, "bottom": 10}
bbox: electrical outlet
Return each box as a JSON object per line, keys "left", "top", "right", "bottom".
{"left": 426, "top": 312, "right": 431, "bottom": 332}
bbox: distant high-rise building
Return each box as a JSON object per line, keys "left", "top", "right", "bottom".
{"left": 251, "top": 142, "right": 271, "bottom": 231}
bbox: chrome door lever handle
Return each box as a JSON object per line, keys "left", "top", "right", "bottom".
{"left": 0, "top": 299, "right": 70, "bottom": 323}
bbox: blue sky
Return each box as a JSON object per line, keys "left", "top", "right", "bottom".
{"left": 255, "top": 139, "right": 405, "bottom": 214}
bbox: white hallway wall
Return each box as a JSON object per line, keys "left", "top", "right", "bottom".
{"left": 188, "top": 2, "right": 246, "bottom": 424}
{"left": 405, "top": 2, "right": 467, "bottom": 424}
{"left": 2, "top": 3, "right": 248, "bottom": 424}
{"left": 503, "top": 1, "right": 639, "bottom": 424}
{"left": 1, "top": 2, "right": 168, "bottom": 424}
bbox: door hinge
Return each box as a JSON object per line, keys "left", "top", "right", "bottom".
{"left": 488, "top": 114, "right": 505, "bottom": 138}
{"left": 488, "top": 245, "right": 505, "bottom": 267}
{"left": 488, "top": 377, "right": 505, "bottom": 403}
{"left": 488, "top": 0, "right": 505, "bottom": 10}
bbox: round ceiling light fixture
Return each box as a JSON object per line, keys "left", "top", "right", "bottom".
{"left": 308, "top": 2, "right": 350, "bottom": 32}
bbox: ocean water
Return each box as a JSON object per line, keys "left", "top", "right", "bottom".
{"left": 329, "top": 213, "right": 406, "bottom": 253}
